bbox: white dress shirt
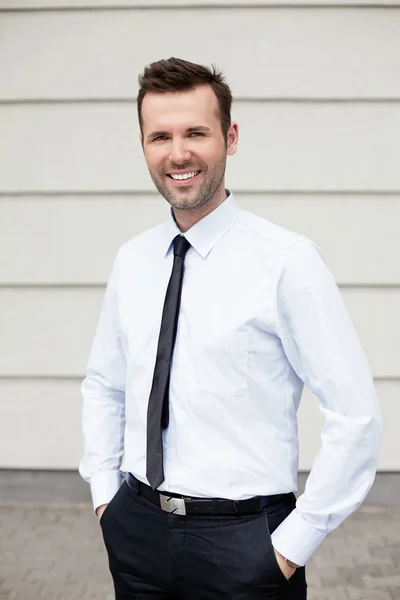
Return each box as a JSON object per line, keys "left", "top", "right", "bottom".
{"left": 79, "top": 191, "right": 381, "bottom": 566}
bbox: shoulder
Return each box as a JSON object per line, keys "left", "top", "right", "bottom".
{"left": 233, "top": 209, "right": 327, "bottom": 277}
{"left": 116, "top": 221, "right": 167, "bottom": 261}
{"left": 105, "top": 222, "right": 168, "bottom": 288}
{"left": 233, "top": 209, "right": 310, "bottom": 252}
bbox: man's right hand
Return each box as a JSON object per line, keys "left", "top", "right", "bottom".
{"left": 96, "top": 503, "right": 109, "bottom": 521}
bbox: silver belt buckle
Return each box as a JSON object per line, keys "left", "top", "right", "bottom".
{"left": 159, "top": 493, "right": 187, "bottom": 515}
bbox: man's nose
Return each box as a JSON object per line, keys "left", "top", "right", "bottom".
{"left": 169, "top": 140, "right": 192, "bottom": 165}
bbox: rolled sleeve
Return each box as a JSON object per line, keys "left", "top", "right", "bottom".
{"left": 273, "top": 239, "right": 382, "bottom": 565}
{"left": 271, "top": 508, "right": 327, "bottom": 566}
{"left": 89, "top": 469, "right": 125, "bottom": 515}
{"left": 78, "top": 253, "right": 127, "bottom": 513}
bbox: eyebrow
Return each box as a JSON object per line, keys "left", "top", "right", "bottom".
{"left": 186, "top": 126, "right": 211, "bottom": 133}
{"left": 146, "top": 126, "right": 211, "bottom": 142}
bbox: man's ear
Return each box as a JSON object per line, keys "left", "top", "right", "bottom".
{"left": 227, "top": 122, "right": 239, "bottom": 157}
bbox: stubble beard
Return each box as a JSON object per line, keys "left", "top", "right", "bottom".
{"left": 149, "top": 154, "right": 227, "bottom": 212}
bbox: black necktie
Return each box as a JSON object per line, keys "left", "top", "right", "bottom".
{"left": 146, "top": 234, "right": 191, "bottom": 490}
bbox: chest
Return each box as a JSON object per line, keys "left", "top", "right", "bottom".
{"left": 117, "top": 248, "right": 278, "bottom": 359}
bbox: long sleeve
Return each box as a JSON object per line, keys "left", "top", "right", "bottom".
{"left": 270, "top": 239, "right": 382, "bottom": 566}
{"left": 78, "top": 255, "right": 127, "bottom": 513}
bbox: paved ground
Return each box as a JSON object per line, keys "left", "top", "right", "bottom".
{"left": 1, "top": 502, "right": 399, "bottom": 600}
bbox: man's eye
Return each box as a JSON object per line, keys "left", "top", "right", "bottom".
{"left": 189, "top": 132, "right": 203, "bottom": 137}
{"left": 153, "top": 135, "right": 168, "bottom": 142}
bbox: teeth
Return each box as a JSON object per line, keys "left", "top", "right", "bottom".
{"left": 170, "top": 171, "right": 199, "bottom": 180}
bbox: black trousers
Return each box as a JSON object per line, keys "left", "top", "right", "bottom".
{"left": 100, "top": 480, "right": 307, "bottom": 599}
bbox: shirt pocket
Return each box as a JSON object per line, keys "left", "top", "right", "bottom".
{"left": 192, "top": 332, "right": 250, "bottom": 397}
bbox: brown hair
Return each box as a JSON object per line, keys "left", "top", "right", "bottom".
{"left": 137, "top": 57, "right": 232, "bottom": 142}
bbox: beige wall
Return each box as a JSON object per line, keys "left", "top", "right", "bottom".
{"left": 1, "top": 1, "right": 399, "bottom": 470}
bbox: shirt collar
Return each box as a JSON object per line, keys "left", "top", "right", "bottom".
{"left": 162, "top": 190, "right": 240, "bottom": 259}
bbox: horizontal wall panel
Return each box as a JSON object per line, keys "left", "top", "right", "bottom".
{"left": 0, "top": 379, "right": 83, "bottom": 469}
{"left": 0, "top": 196, "right": 166, "bottom": 285}
{"left": 0, "top": 378, "right": 395, "bottom": 470}
{"left": 3, "top": 1, "right": 400, "bottom": 8}
{"left": 1, "top": 9, "right": 400, "bottom": 100}
{"left": 2, "top": 103, "right": 400, "bottom": 192}
{"left": 1, "top": 195, "right": 400, "bottom": 285}
{"left": 0, "top": 288, "right": 399, "bottom": 378}
{"left": 0, "top": 289, "right": 98, "bottom": 377}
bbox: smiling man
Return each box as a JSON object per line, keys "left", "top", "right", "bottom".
{"left": 79, "top": 58, "right": 381, "bottom": 600}
{"left": 140, "top": 82, "right": 237, "bottom": 225}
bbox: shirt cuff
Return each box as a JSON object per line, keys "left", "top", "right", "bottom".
{"left": 90, "top": 470, "right": 124, "bottom": 514}
{"left": 270, "top": 507, "right": 327, "bottom": 566}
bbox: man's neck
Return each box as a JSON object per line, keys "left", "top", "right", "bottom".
{"left": 172, "top": 187, "right": 228, "bottom": 233}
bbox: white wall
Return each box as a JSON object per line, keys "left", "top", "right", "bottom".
{"left": 1, "top": 1, "right": 399, "bottom": 470}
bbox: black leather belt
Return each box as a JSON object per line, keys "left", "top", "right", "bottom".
{"left": 126, "top": 472, "right": 289, "bottom": 516}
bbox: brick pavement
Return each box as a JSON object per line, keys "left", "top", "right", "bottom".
{"left": 0, "top": 503, "right": 399, "bottom": 600}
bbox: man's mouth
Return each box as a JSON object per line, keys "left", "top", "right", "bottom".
{"left": 167, "top": 170, "right": 201, "bottom": 181}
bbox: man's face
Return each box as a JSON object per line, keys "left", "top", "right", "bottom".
{"left": 140, "top": 85, "right": 238, "bottom": 211}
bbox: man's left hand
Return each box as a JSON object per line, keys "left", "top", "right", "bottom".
{"left": 273, "top": 548, "right": 298, "bottom": 580}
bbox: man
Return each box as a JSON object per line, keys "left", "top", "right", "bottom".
{"left": 79, "top": 57, "right": 381, "bottom": 599}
